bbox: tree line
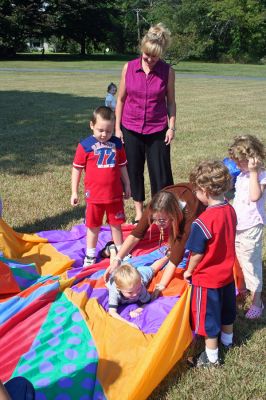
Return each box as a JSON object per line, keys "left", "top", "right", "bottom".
{"left": 0, "top": 0, "right": 265, "bottom": 63}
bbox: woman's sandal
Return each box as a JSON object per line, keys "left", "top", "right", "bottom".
{"left": 99, "top": 241, "right": 117, "bottom": 259}
{"left": 245, "top": 302, "right": 264, "bottom": 319}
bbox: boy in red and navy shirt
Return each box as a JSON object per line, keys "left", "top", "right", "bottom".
{"left": 71, "top": 106, "right": 131, "bottom": 267}
{"left": 184, "top": 160, "right": 237, "bottom": 367}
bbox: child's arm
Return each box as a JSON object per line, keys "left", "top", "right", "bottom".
{"left": 0, "top": 381, "right": 11, "bottom": 400}
{"left": 183, "top": 252, "right": 204, "bottom": 281}
{"left": 248, "top": 157, "right": 265, "bottom": 201}
{"left": 71, "top": 166, "right": 83, "bottom": 206}
{"left": 151, "top": 260, "right": 176, "bottom": 299}
{"left": 109, "top": 308, "right": 139, "bottom": 329}
{"left": 120, "top": 165, "right": 131, "bottom": 199}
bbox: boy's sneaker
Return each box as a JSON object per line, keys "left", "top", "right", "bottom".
{"left": 188, "top": 351, "right": 220, "bottom": 368}
{"left": 83, "top": 256, "right": 96, "bottom": 268}
{"left": 220, "top": 342, "right": 234, "bottom": 352}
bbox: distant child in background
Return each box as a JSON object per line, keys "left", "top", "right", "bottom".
{"left": 71, "top": 106, "right": 131, "bottom": 268}
{"left": 105, "top": 82, "right": 117, "bottom": 111}
{"left": 108, "top": 262, "right": 161, "bottom": 329}
{"left": 229, "top": 135, "right": 266, "bottom": 319}
{"left": 184, "top": 161, "right": 237, "bottom": 367}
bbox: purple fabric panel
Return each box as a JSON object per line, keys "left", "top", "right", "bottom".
{"left": 38, "top": 224, "right": 112, "bottom": 268}
{"left": 71, "top": 278, "right": 179, "bottom": 334}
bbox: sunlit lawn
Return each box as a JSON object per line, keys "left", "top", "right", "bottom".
{"left": 0, "top": 56, "right": 265, "bottom": 399}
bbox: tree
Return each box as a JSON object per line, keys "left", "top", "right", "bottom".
{"left": 48, "top": 0, "right": 119, "bottom": 55}
{"left": 0, "top": 0, "right": 47, "bottom": 55}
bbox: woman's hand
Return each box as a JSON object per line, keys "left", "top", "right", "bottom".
{"left": 164, "top": 128, "right": 175, "bottom": 145}
{"left": 115, "top": 128, "right": 124, "bottom": 143}
{"left": 104, "top": 258, "right": 121, "bottom": 282}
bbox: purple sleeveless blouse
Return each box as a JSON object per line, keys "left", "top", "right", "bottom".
{"left": 122, "top": 57, "right": 170, "bottom": 135}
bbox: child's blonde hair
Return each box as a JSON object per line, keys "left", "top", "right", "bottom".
{"left": 147, "top": 190, "right": 183, "bottom": 247}
{"left": 140, "top": 23, "right": 171, "bottom": 58}
{"left": 190, "top": 160, "right": 232, "bottom": 196}
{"left": 228, "top": 135, "right": 265, "bottom": 164}
{"left": 91, "top": 106, "right": 115, "bottom": 125}
{"left": 113, "top": 263, "right": 141, "bottom": 289}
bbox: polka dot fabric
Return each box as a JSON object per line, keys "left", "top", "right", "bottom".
{"left": 11, "top": 292, "right": 106, "bottom": 399}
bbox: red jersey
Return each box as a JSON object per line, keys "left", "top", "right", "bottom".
{"left": 73, "top": 135, "right": 127, "bottom": 204}
{"left": 186, "top": 202, "right": 237, "bottom": 288}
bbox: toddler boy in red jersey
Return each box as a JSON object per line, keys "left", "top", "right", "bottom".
{"left": 184, "top": 160, "right": 237, "bottom": 367}
{"left": 71, "top": 106, "right": 131, "bottom": 267}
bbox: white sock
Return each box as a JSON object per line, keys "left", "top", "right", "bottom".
{"left": 205, "top": 347, "right": 219, "bottom": 363}
{"left": 116, "top": 244, "right": 122, "bottom": 251}
{"left": 86, "top": 248, "right": 96, "bottom": 257}
{"left": 221, "top": 332, "right": 233, "bottom": 347}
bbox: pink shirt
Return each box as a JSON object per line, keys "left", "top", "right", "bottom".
{"left": 233, "top": 170, "right": 266, "bottom": 230}
{"left": 122, "top": 57, "right": 170, "bottom": 134}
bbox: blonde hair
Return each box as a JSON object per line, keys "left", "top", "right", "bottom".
{"left": 148, "top": 190, "right": 183, "bottom": 247}
{"left": 189, "top": 160, "right": 232, "bottom": 196}
{"left": 228, "top": 135, "right": 265, "bottom": 164}
{"left": 140, "top": 23, "right": 171, "bottom": 58}
{"left": 113, "top": 263, "right": 141, "bottom": 289}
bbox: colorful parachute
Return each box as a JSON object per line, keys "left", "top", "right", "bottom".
{"left": 0, "top": 218, "right": 193, "bottom": 400}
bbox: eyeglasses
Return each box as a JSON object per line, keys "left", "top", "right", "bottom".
{"left": 152, "top": 218, "right": 169, "bottom": 225}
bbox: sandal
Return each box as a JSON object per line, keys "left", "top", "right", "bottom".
{"left": 245, "top": 302, "right": 264, "bottom": 319}
{"left": 99, "top": 241, "right": 117, "bottom": 259}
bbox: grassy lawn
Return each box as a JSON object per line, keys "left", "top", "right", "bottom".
{"left": 1, "top": 53, "right": 266, "bottom": 77}
{"left": 0, "top": 57, "right": 265, "bottom": 399}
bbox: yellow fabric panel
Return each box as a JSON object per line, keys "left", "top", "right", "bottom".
{"left": 66, "top": 285, "right": 192, "bottom": 400}
{"left": 0, "top": 218, "right": 73, "bottom": 275}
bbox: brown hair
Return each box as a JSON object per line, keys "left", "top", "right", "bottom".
{"left": 189, "top": 160, "right": 232, "bottom": 196}
{"left": 91, "top": 106, "right": 115, "bottom": 125}
{"left": 140, "top": 23, "right": 171, "bottom": 58}
{"left": 228, "top": 135, "right": 265, "bottom": 164}
{"left": 107, "top": 82, "right": 117, "bottom": 93}
{"left": 113, "top": 263, "right": 141, "bottom": 289}
{"left": 147, "top": 190, "right": 183, "bottom": 248}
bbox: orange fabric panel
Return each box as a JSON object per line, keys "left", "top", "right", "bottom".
{"left": 0, "top": 218, "right": 73, "bottom": 275}
{"left": 66, "top": 285, "right": 192, "bottom": 400}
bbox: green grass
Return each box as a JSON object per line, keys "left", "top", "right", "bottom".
{"left": 1, "top": 53, "right": 266, "bottom": 77}
{"left": 0, "top": 57, "right": 266, "bottom": 399}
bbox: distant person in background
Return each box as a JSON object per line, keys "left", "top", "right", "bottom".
{"left": 105, "top": 82, "right": 117, "bottom": 111}
{"left": 115, "top": 23, "right": 176, "bottom": 223}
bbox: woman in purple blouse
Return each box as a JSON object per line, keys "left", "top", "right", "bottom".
{"left": 115, "top": 23, "right": 176, "bottom": 223}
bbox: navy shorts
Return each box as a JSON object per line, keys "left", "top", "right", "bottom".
{"left": 190, "top": 281, "right": 236, "bottom": 338}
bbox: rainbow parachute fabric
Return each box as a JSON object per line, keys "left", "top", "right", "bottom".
{"left": 0, "top": 218, "right": 193, "bottom": 400}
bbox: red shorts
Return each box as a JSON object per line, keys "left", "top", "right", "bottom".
{"left": 85, "top": 200, "right": 125, "bottom": 228}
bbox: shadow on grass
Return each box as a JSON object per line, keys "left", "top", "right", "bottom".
{"left": 0, "top": 91, "right": 104, "bottom": 175}
{"left": 148, "top": 274, "right": 266, "bottom": 400}
{"left": 14, "top": 205, "right": 85, "bottom": 233}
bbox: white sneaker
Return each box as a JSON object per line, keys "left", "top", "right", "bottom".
{"left": 83, "top": 256, "right": 96, "bottom": 268}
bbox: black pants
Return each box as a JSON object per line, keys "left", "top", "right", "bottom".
{"left": 122, "top": 126, "right": 173, "bottom": 201}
